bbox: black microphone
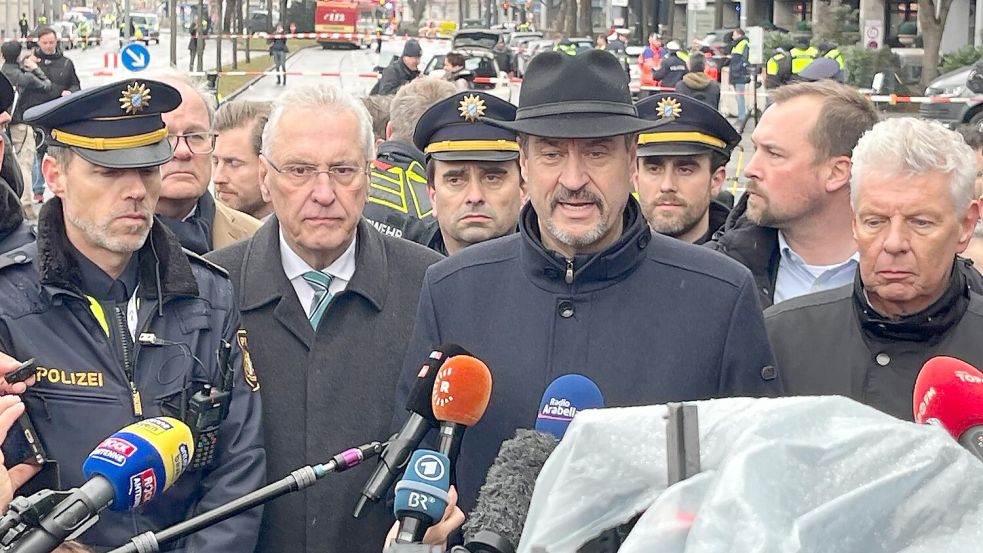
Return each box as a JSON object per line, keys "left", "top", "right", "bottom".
{"left": 354, "top": 344, "right": 472, "bottom": 518}
{"left": 462, "top": 374, "right": 605, "bottom": 553}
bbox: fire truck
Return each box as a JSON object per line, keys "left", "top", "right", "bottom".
{"left": 315, "top": 0, "right": 375, "bottom": 48}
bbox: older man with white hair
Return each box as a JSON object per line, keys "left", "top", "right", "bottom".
{"left": 764, "top": 117, "right": 983, "bottom": 421}
{"left": 205, "top": 83, "right": 451, "bottom": 553}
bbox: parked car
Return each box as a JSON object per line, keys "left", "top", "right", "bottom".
{"left": 517, "top": 38, "right": 555, "bottom": 75}
{"left": 920, "top": 65, "right": 981, "bottom": 127}
{"left": 423, "top": 48, "right": 512, "bottom": 102}
{"left": 64, "top": 7, "right": 102, "bottom": 45}
{"left": 129, "top": 12, "right": 161, "bottom": 45}
{"left": 247, "top": 10, "right": 273, "bottom": 34}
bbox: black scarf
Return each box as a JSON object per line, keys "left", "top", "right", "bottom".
{"left": 853, "top": 261, "right": 969, "bottom": 344}
{"left": 156, "top": 193, "right": 215, "bottom": 255}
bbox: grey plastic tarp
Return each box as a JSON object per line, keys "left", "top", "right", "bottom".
{"left": 518, "top": 396, "right": 983, "bottom": 553}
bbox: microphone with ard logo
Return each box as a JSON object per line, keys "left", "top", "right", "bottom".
{"left": 392, "top": 449, "right": 452, "bottom": 544}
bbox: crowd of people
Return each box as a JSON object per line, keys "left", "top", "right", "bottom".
{"left": 0, "top": 25, "right": 979, "bottom": 553}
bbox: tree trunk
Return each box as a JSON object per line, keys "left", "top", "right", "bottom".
{"left": 578, "top": 0, "right": 591, "bottom": 36}
{"left": 556, "top": 0, "right": 568, "bottom": 34}
{"left": 919, "top": 0, "right": 953, "bottom": 87}
{"left": 564, "top": 0, "right": 578, "bottom": 35}
{"left": 408, "top": 0, "right": 428, "bottom": 24}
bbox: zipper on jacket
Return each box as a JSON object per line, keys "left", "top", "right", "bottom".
{"left": 565, "top": 258, "right": 574, "bottom": 284}
{"left": 113, "top": 304, "right": 142, "bottom": 417}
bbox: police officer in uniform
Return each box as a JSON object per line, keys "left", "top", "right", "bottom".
{"left": 634, "top": 93, "right": 740, "bottom": 244}
{"left": 413, "top": 91, "right": 524, "bottom": 255}
{"left": 0, "top": 80, "right": 266, "bottom": 551}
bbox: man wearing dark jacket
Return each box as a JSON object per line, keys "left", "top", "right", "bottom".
{"left": 765, "top": 118, "right": 983, "bottom": 421}
{"left": 634, "top": 93, "right": 738, "bottom": 244}
{"left": 0, "top": 79, "right": 265, "bottom": 552}
{"left": 674, "top": 53, "right": 720, "bottom": 108}
{"left": 652, "top": 41, "right": 688, "bottom": 88}
{"left": 728, "top": 29, "right": 750, "bottom": 125}
{"left": 708, "top": 81, "right": 879, "bottom": 309}
{"left": 1, "top": 41, "right": 51, "bottom": 214}
{"left": 395, "top": 51, "right": 781, "bottom": 516}
{"left": 24, "top": 28, "right": 80, "bottom": 203}
{"left": 206, "top": 83, "right": 449, "bottom": 553}
{"left": 371, "top": 39, "right": 422, "bottom": 95}
{"left": 364, "top": 77, "right": 456, "bottom": 246}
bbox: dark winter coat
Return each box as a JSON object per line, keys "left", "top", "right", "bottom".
{"left": 395, "top": 198, "right": 782, "bottom": 514}
{"left": 371, "top": 58, "right": 419, "bottom": 95}
{"left": 0, "top": 199, "right": 265, "bottom": 552}
{"left": 26, "top": 48, "right": 79, "bottom": 108}
{"left": 364, "top": 139, "right": 439, "bottom": 247}
{"left": 206, "top": 217, "right": 443, "bottom": 553}
{"left": 652, "top": 51, "right": 688, "bottom": 87}
{"left": 765, "top": 266, "right": 983, "bottom": 421}
{"left": 675, "top": 71, "right": 721, "bottom": 109}
{"left": 1, "top": 61, "right": 51, "bottom": 123}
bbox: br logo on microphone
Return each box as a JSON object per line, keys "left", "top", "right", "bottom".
{"left": 412, "top": 454, "right": 445, "bottom": 482}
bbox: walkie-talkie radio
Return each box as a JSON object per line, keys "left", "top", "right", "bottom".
{"left": 161, "top": 340, "right": 234, "bottom": 470}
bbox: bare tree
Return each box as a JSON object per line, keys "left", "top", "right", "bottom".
{"left": 578, "top": 0, "right": 591, "bottom": 37}
{"left": 406, "top": 0, "right": 428, "bottom": 24}
{"left": 564, "top": 0, "right": 578, "bottom": 36}
{"left": 919, "top": 0, "right": 955, "bottom": 86}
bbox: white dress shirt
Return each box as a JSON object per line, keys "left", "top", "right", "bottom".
{"left": 279, "top": 228, "right": 357, "bottom": 319}
{"left": 774, "top": 231, "right": 859, "bottom": 305}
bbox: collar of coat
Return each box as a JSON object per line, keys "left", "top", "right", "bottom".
{"left": 518, "top": 196, "right": 651, "bottom": 290}
{"left": 237, "top": 217, "right": 390, "bottom": 312}
{"left": 36, "top": 198, "right": 199, "bottom": 301}
{"left": 853, "top": 260, "right": 969, "bottom": 344}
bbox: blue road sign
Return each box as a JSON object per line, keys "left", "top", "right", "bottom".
{"left": 121, "top": 43, "right": 150, "bottom": 72}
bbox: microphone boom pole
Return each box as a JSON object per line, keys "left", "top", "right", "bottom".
{"left": 108, "top": 441, "right": 385, "bottom": 553}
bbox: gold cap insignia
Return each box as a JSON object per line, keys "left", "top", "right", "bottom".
{"left": 119, "top": 82, "right": 152, "bottom": 115}
{"left": 458, "top": 94, "right": 486, "bottom": 123}
{"left": 656, "top": 97, "right": 683, "bottom": 120}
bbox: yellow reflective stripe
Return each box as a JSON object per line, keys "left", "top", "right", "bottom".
{"left": 425, "top": 140, "right": 520, "bottom": 154}
{"left": 86, "top": 295, "right": 110, "bottom": 336}
{"left": 638, "top": 131, "right": 727, "bottom": 149}
{"left": 51, "top": 127, "right": 167, "bottom": 151}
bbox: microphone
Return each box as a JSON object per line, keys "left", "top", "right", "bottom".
{"left": 3, "top": 418, "right": 193, "bottom": 553}
{"left": 109, "top": 440, "right": 385, "bottom": 553}
{"left": 463, "top": 375, "right": 604, "bottom": 553}
{"left": 354, "top": 344, "right": 472, "bottom": 518}
{"left": 392, "top": 449, "right": 451, "bottom": 544}
{"left": 913, "top": 356, "right": 983, "bottom": 461}
{"left": 535, "top": 373, "right": 604, "bottom": 439}
{"left": 431, "top": 355, "right": 493, "bottom": 482}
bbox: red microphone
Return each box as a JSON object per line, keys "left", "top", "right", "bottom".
{"left": 913, "top": 356, "right": 983, "bottom": 461}
{"left": 431, "top": 355, "right": 493, "bottom": 482}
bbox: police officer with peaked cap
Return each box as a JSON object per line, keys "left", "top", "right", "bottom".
{"left": 0, "top": 80, "right": 266, "bottom": 551}
{"left": 634, "top": 93, "right": 741, "bottom": 244}
{"left": 412, "top": 91, "right": 524, "bottom": 255}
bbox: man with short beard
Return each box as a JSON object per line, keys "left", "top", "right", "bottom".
{"left": 213, "top": 100, "right": 274, "bottom": 221}
{"left": 0, "top": 79, "right": 265, "bottom": 551}
{"left": 708, "top": 81, "right": 879, "bottom": 309}
{"left": 633, "top": 93, "right": 739, "bottom": 244}
{"left": 395, "top": 51, "right": 781, "bottom": 517}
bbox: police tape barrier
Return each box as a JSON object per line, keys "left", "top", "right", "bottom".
{"left": 181, "top": 32, "right": 452, "bottom": 43}
{"left": 1, "top": 36, "right": 103, "bottom": 44}
{"left": 91, "top": 69, "right": 522, "bottom": 85}
{"left": 640, "top": 85, "right": 980, "bottom": 104}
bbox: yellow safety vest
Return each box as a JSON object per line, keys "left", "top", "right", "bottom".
{"left": 790, "top": 46, "right": 818, "bottom": 74}
{"left": 825, "top": 48, "right": 846, "bottom": 70}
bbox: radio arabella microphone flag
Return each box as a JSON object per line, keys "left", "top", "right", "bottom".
{"left": 913, "top": 356, "right": 983, "bottom": 461}
{"left": 6, "top": 418, "right": 193, "bottom": 553}
{"left": 535, "top": 374, "right": 604, "bottom": 439}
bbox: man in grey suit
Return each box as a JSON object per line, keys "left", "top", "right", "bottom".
{"left": 206, "top": 83, "right": 449, "bottom": 553}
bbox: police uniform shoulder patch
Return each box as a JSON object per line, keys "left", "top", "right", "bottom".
{"left": 237, "top": 329, "right": 260, "bottom": 392}
{"left": 182, "top": 248, "right": 230, "bottom": 277}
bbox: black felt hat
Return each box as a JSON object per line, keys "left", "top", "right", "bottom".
{"left": 484, "top": 49, "right": 663, "bottom": 138}
{"left": 413, "top": 92, "right": 518, "bottom": 162}
{"left": 634, "top": 93, "right": 740, "bottom": 157}
{"left": 23, "top": 79, "right": 181, "bottom": 169}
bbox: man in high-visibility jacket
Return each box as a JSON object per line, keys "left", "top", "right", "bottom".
{"left": 818, "top": 41, "right": 847, "bottom": 80}
{"left": 789, "top": 36, "right": 818, "bottom": 75}
{"left": 765, "top": 45, "right": 793, "bottom": 89}
{"left": 639, "top": 33, "right": 664, "bottom": 92}
{"left": 728, "top": 29, "right": 750, "bottom": 123}
{"left": 554, "top": 37, "right": 577, "bottom": 56}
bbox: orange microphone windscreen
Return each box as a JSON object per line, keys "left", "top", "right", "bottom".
{"left": 431, "top": 355, "right": 493, "bottom": 427}
{"left": 913, "top": 356, "right": 983, "bottom": 437}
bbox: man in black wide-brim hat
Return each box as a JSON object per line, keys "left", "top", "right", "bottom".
{"left": 394, "top": 50, "right": 782, "bottom": 529}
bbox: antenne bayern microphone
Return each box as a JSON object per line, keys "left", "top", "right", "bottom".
{"left": 354, "top": 344, "right": 472, "bottom": 518}
{"left": 2, "top": 418, "right": 193, "bottom": 553}
{"left": 913, "top": 356, "right": 983, "bottom": 462}
{"left": 431, "top": 355, "right": 493, "bottom": 483}
{"left": 392, "top": 449, "right": 451, "bottom": 544}
{"left": 464, "top": 375, "right": 604, "bottom": 553}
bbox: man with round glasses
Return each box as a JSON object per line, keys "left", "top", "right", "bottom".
{"left": 153, "top": 71, "right": 261, "bottom": 254}
{"left": 206, "top": 83, "right": 446, "bottom": 553}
